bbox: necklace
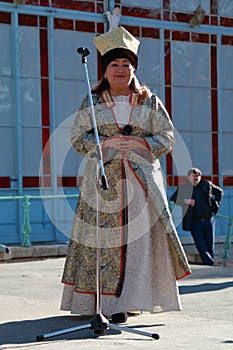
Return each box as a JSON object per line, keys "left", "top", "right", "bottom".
{"left": 101, "top": 90, "right": 140, "bottom": 135}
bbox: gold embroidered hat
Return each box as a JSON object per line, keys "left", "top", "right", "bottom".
{"left": 93, "top": 26, "right": 140, "bottom": 72}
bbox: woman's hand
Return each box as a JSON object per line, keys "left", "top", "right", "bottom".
{"left": 103, "top": 135, "right": 147, "bottom": 151}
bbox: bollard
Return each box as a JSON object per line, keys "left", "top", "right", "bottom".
{"left": 21, "top": 196, "right": 32, "bottom": 247}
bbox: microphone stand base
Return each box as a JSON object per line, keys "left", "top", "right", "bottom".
{"left": 36, "top": 312, "right": 161, "bottom": 341}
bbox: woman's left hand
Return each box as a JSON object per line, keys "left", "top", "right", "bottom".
{"left": 116, "top": 135, "right": 147, "bottom": 151}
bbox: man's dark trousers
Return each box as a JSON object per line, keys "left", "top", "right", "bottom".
{"left": 190, "top": 217, "right": 215, "bottom": 266}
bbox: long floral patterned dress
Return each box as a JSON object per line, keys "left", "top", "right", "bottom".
{"left": 60, "top": 90, "right": 191, "bottom": 316}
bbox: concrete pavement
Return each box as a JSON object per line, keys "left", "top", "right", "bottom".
{"left": 0, "top": 257, "right": 233, "bottom": 349}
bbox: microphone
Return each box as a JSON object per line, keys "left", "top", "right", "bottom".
{"left": 121, "top": 124, "right": 133, "bottom": 135}
{"left": 77, "top": 47, "right": 91, "bottom": 57}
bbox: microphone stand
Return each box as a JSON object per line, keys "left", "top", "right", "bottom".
{"left": 36, "top": 47, "right": 160, "bottom": 342}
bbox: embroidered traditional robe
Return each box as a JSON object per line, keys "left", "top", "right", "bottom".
{"left": 60, "top": 90, "right": 191, "bottom": 316}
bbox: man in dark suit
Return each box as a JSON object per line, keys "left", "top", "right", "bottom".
{"left": 170, "top": 168, "right": 223, "bottom": 266}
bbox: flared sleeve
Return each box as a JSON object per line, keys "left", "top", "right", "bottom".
{"left": 70, "top": 95, "right": 105, "bottom": 157}
{"left": 143, "top": 94, "right": 175, "bottom": 160}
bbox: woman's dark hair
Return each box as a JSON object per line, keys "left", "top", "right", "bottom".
{"left": 91, "top": 75, "right": 151, "bottom": 100}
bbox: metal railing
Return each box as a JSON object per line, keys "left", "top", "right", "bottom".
{"left": 0, "top": 194, "right": 79, "bottom": 247}
{"left": 216, "top": 214, "right": 233, "bottom": 261}
{"left": 0, "top": 195, "right": 232, "bottom": 263}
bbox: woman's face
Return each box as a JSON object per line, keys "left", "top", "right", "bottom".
{"left": 105, "top": 58, "right": 135, "bottom": 91}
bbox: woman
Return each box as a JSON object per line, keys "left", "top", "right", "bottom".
{"left": 61, "top": 26, "right": 191, "bottom": 323}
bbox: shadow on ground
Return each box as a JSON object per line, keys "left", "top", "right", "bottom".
{"left": 0, "top": 316, "right": 112, "bottom": 344}
{"left": 179, "top": 281, "right": 233, "bottom": 294}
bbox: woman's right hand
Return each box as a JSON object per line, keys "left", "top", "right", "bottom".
{"left": 103, "top": 134, "right": 148, "bottom": 152}
{"left": 103, "top": 135, "right": 125, "bottom": 150}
